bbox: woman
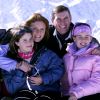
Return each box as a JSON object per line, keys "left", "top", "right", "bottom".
{"left": 2, "top": 22, "right": 64, "bottom": 100}
{"left": 61, "top": 22, "right": 100, "bottom": 100}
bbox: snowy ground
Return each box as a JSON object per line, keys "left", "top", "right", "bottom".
{"left": 0, "top": 0, "right": 100, "bottom": 42}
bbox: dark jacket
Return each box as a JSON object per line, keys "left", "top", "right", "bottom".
{"left": 47, "top": 23, "right": 74, "bottom": 58}
{"left": 0, "top": 29, "right": 13, "bottom": 45}
{"left": 0, "top": 29, "right": 6, "bottom": 44}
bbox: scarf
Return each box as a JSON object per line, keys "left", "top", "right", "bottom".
{"left": 18, "top": 49, "right": 34, "bottom": 59}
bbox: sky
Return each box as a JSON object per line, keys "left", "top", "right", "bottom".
{"left": 0, "top": 0, "right": 100, "bottom": 42}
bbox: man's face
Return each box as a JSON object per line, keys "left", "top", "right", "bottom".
{"left": 52, "top": 11, "right": 71, "bottom": 35}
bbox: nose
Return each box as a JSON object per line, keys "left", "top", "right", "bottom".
{"left": 60, "top": 20, "right": 66, "bottom": 25}
{"left": 26, "top": 40, "right": 33, "bottom": 45}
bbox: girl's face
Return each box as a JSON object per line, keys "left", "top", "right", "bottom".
{"left": 73, "top": 32, "right": 92, "bottom": 49}
{"left": 16, "top": 33, "right": 34, "bottom": 53}
{"left": 30, "top": 21, "right": 46, "bottom": 42}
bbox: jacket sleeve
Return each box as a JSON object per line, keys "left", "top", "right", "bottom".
{"left": 60, "top": 71, "right": 69, "bottom": 96}
{"left": 0, "top": 57, "right": 17, "bottom": 71}
{"left": 2, "top": 69, "right": 26, "bottom": 94}
{"left": 0, "top": 44, "right": 9, "bottom": 56}
{"left": 70, "top": 56, "right": 100, "bottom": 99}
{"left": 0, "top": 44, "right": 17, "bottom": 71}
{"left": 41, "top": 52, "right": 64, "bottom": 85}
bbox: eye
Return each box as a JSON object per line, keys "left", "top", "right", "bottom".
{"left": 29, "top": 37, "right": 33, "bottom": 41}
{"left": 32, "top": 28, "right": 38, "bottom": 32}
{"left": 64, "top": 17, "right": 68, "bottom": 20}
{"left": 85, "top": 36, "right": 89, "bottom": 39}
{"left": 57, "top": 18, "right": 61, "bottom": 22}
{"left": 40, "top": 28, "right": 45, "bottom": 32}
{"left": 76, "top": 36, "right": 82, "bottom": 40}
{"left": 23, "top": 39, "right": 27, "bottom": 42}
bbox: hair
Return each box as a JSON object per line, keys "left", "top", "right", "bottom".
{"left": 25, "top": 13, "right": 49, "bottom": 43}
{"left": 9, "top": 26, "right": 32, "bottom": 54}
{"left": 52, "top": 5, "right": 71, "bottom": 20}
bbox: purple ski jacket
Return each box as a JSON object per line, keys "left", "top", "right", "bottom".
{"left": 61, "top": 42, "right": 100, "bottom": 99}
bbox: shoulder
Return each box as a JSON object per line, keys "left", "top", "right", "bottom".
{"left": 49, "top": 25, "right": 55, "bottom": 35}
{"left": 44, "top": 47, "right": 58, "bottom": 56}
{"left": 0, "top": 29, "right": 6, "bottom": 41}
{"left": 42, "top": 47, "right": 61, "bottom": 59}
{"left": 93, "top": 55, "right": 100, "bottom": 61}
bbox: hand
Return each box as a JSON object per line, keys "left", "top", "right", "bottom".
{"left": 91, "top": 47, "right": 100, "bottom": 55}
{"left": 68, "top": 93, "right": 77, "bottom": 100}
{"left": 29, "top": 76, "right": 43, "bottom": 85}
{"left": 17, "top": 61, "right": 31, "bottom": 73}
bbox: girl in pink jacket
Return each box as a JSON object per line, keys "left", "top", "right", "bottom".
{"left": 61, "top": 22, "right": 100, "bottom": 100}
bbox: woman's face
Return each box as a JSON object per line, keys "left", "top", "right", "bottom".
{"left": 73, "top": 32, "right": 92, "bottom": 49}
{"left": 30, "top": 21, "right": 46, "bottom": 42}
{"left": 16, "top": 33, "right": 34, "bottom": 53}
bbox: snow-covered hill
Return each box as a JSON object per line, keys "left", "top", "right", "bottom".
{"left": 0, "top": 0, "right": 99, "bottom": 42}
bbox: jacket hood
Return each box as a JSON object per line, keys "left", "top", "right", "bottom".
{"left": 66, "top": 40, "right": 99, "bottom": 56}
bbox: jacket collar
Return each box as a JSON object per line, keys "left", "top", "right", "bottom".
{"left": 67, "top": 41, "right": 99, "bottom": 56}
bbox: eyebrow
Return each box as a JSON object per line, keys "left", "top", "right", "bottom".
{"left": 76, "top": 35, "right": 90, "bottom": 37}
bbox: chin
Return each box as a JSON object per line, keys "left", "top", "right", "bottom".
{"left": 60, "top": 31, "right": 67, "bottom": 35}
{"left": 26, "top": 49, "right": 32, "bottom": 52}
{"left": 35, "top": 39, "right": 42, "bottom": 42}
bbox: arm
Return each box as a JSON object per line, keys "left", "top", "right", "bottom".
{"left": 2, "top": 69, "right": 26, "bottom": 94}
{"left": 91, "top": 38, "right": 100, "bottom": 55}
{"left": 91, "top": 46, "right": 100, "bottom": 55}
{"left": 29, "top": 51, "right": 64, "bottom": 85}
{"left": 2, "top": 61, "right": 31, "bottom": 94}
{"left": 0, "top": 44, "right": 9, "bottom": 56}
{"left": 0, "top": 44, "right": 17, "bottom": 71}
{"left": 40, "top": 52, "right": 64, "bottom": 85}
{"left": 0, "top": 57, "right": 17, "bottom": 71}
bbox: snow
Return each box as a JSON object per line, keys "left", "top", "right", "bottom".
{"left": 0, "top": 0, "right": 99, "bottom": 42}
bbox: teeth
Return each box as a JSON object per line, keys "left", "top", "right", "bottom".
{"left": 36, "top": 36, "right": 41, "bottom": 38}
{"left": 61, "top": 26, "right": 66, "bottom": 28}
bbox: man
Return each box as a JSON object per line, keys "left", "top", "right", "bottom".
{"left": 47, "top": 5, "right": 100, "bottom": 58}
{"left": 47, "top": 5, "right": 74, "bottom": 58}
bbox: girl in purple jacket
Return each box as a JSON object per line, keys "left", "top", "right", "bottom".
{"left": 61, "top": 22, "right": 100, "bottom": 100}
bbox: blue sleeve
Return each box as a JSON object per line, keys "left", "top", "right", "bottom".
{"left": 2, "top": 69, "right": 26, "bottom": 94}
{"left": 41, "top": 52, "right": 64, "bottom": 85}
{"left": 0, "top": 44, "right": 9, "bottom": 56}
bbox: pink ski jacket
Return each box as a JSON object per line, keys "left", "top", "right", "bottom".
{"left": 61, "top": 42, "right": 100, "bottom": 99}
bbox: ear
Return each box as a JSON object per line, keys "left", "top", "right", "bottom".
{"left": 51, "top": 19, "right": 53, "bottom": 25}
{"left": 51, "top": 16, "right": 54, "bottom": 24}
{"left": 90, "top": 36, "right": 92, "bottom": 41}
{"left": 73, "top": 36, "right": 76, "bottom": 41}
{"left": 15, "top": 42, "right": 19, "bottom": 46}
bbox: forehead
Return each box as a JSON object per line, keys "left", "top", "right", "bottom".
{"left": 30, "top": 21, "right": 46, "bottom": 29}
{"left": 20, "top": 33, "right": 32, "bottom": 39}
{"left": 54, "top": 11, "right": 71, "bottom": 19}
{"left": 76, "top": 32, "right": 91, "bottom": 36}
